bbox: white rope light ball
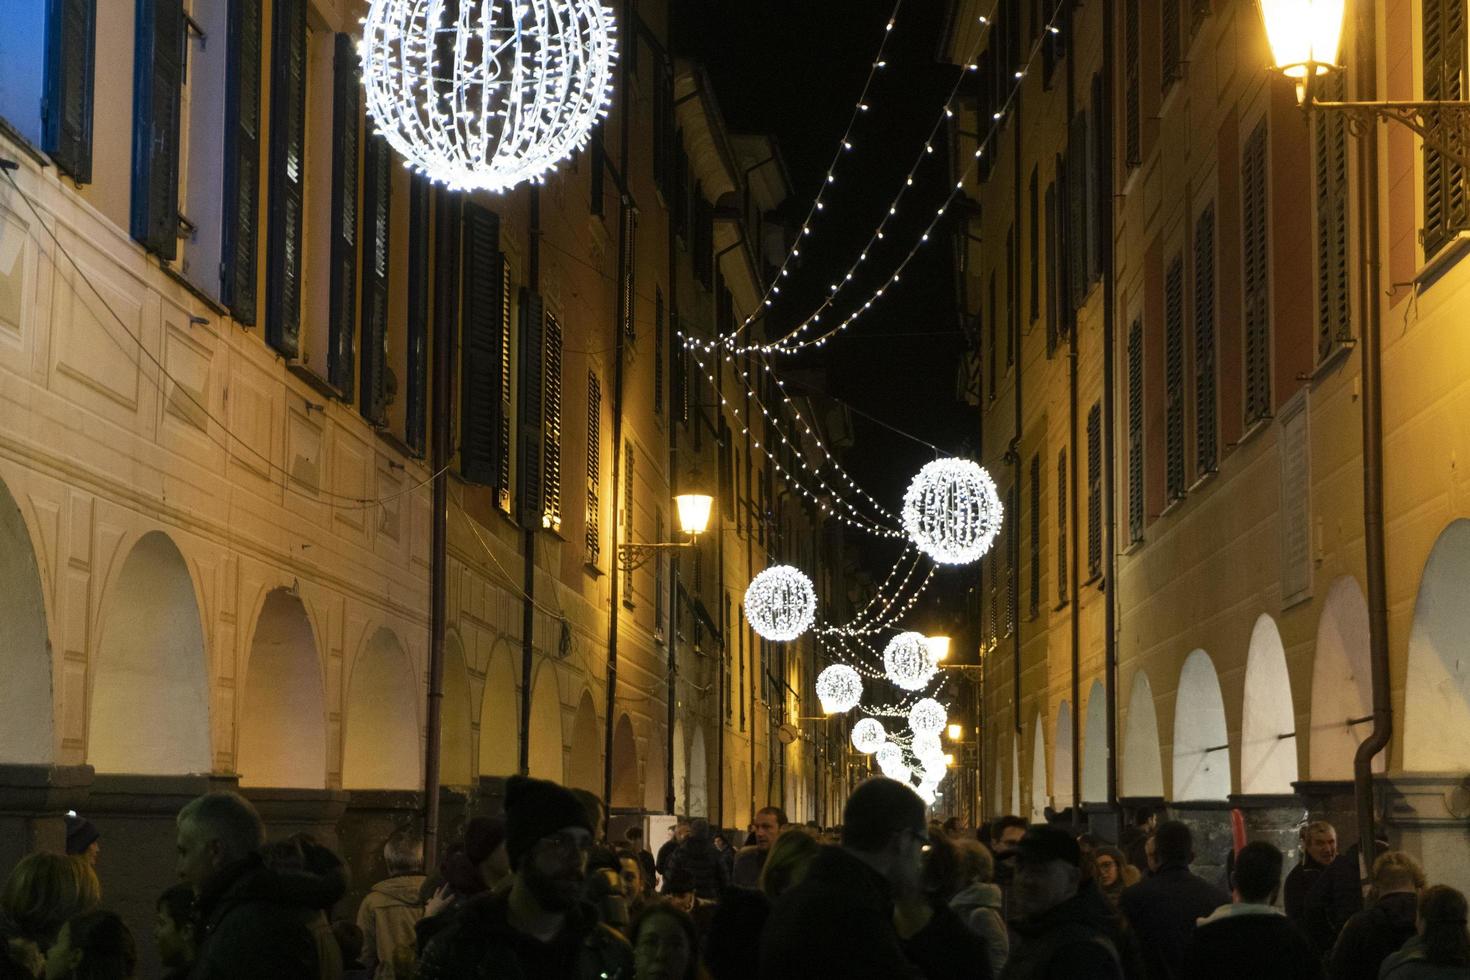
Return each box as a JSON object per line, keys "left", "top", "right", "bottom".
{"left": 850, "top": 717, "right": 887, "bottom": 754}
{"left": 911, "top": 731, "right": 943, "bottom": 762}
{"left": 360, "top": 0, "right": 617, "bottom": 192}
{"left": 815, "top": 664, "right": 862, "bottom": 715}
{"left": 883, "top": 631, "right": 937, "bottom": 691}
{"left": 876, "top": 741, "right": 904, "bottom": 774}
{"left": 902, "top": 459, "right": 1003, "bottom": 565}
{"left": 908, "top": 698, "right": 948, "bottom": 737}
{"left": 744, "top": 565, "right": 817, "bottom": 642}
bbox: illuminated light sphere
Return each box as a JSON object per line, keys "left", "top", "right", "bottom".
{"left": 915, "top": 782, "right": 937, "bottom": 806}
{"left": 876, "top": 741, "right": 904, "bottom": 774}
{"left": 360, "top": 0, "right": 617, "bottom": 192}
{"left": 912, "top": 732, "right": 944, "bottom": 766}
{"left": 908, "top": 698, "right": 948, "bottom": 737}
{"left": 743, "top": 565, "right": 817, "bottom": 642}
{"left": 883, "top": 631, "right": 937, "bottom": 691}
{"left": 815, "top": 665, "right": 863, "bottom": 715}
{"left": 851, "top": 717, "right": 887, "bottom": 754}
{"left": 902, "top": 459, "right": 1004, "bottom": 565}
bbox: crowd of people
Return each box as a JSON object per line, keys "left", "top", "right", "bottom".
{"left": 0, "top": 779, "right": 1466, "bottom": 978}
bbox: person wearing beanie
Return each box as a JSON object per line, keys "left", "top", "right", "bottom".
{"left": 64, "top": 815, "right": 100, "bottom": 868}
{"left": 417, "top": 776, "right": 632, "bottom": 979}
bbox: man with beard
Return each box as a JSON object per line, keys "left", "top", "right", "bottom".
{"left": 417, "top": 776, "right": 633, "bottom": 979}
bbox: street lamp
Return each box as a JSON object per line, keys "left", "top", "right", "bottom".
{"left": 926, "top": 634, "right": 952, "bottom": 663}
{"left": 947, "top": 723, "right": 965, "bottom": 742}
{"left": 617, "top": 493, "right": 714, "bottom": 570}
{"left": 1257, "top": 0, "right": 1470, "bottom": 169}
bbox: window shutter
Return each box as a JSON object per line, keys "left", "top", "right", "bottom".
{"left": 653, "top": 59, "right": 673, "bottom": 194}
{"left": 1067, "top": 113, "right": 1089, "bottom": 308}
{"left": 1315, "top": 72, "right": 1351, "bottom": 360}
{"left": 586, "top": 371, "right": 602, "bottom": 565}
{"left": 1007, "top": 484, "right": 1018, "bottom": 634}
{"left": 432, "top": 190, "right": 461, "bottom": 453}
{"left": 43, "top": 0, "right": 97, "bottom": 182}
{"left": 1242, "top": 119, "right": 1272, "bottom": 425}
{"left": 518, "top": 289, "right": 546, "bottom": 526}
{"left": 1191, "top": 0, "right": 1211, "bottom": 34}
{"left": 130, "top": 0, "right": 184, "bottom": 259}
{"left": 1043, "top": 0, "right": 1064, "bottom": 85}
{"left": 1057, "top": 449, "right": 1068, "bottom": 606}
{"left": 654, "top": 288, "right": 665, "bottom": 416}
{"left": 1423, "top": 0, "right": 1469, "bottom": 257}
{"left": 1088, "top": 403, "right": 1102, "bottom": 576}
{"left": 496, "top": 257, "right": 513, "bottom": 511}
{"left": 328, "top": 32, "right": 360, "bottom": 399}
{"left": 1127, "top": 320, "right": 1144, "bottom": 541}
{"left": 673, "top": 312, "right": 688, "bottom": 423}
{"left": 221, "top": 0, "right": 262, "bottom": 324}
{"left": 622, "top": 440, "right": 635, "bottom": 605}
{"left": 1089, "top": 74, "right": 1106, "bottom": 279}
{"left": 542, "top": 310, "right": 564, "bottom": 532}
{"left": 1045, "top": 180, "right": 1059, "bottom": 356}
{"left": 360, "top": 135, "right": 392, "bottom": 426}
{"left": 1165, "top": 255, "right": 1186, "bottom": 502}
{"left": 1125, "top": 0, "right": 1141, "bottom": 167}
{"left": 405, "top": 175, "right": 430, "bottom": 454}
{"left": 265, "top": 0, "right": 306, "bottom": 357}
{"left": 1161, "top": 0, "right": 1182, "bottom": 89}
{"left": 987, "top": 271, "right": 997, "bottom": 398}
{"left": 1194, "top": 204, "right": 1218, "bottom": 475}
{"left": 1029, "top": 454, "right": 1041, "bottom": 619}
{"left": 1005, "top": 226, "right": 1016, "bottom": 368}
{"left": 1029, "top": 168, "right": 1040, "bottom": 324}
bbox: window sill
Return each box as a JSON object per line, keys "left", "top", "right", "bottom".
{"left": 375, "top": 428, "right": 426, "bottom": 462}
{"left": 0, "top": 117, "right": 50, "bottom": 170}
{"left": 286, "top": 362, "right": 344, "bottom": 401}
{"left": 584, "top": 561, "right": 605, "bottom": 578}
{"left": 1159, "top": 495, "right": 1186, "bottom": 520}
{"left": 158, "top": 261, "right": 230, "bottom": 319}
{"left": 1121, "top": 536, "right": 1145, "bottom": 556}
{"left": 1231, "top": 415, "right": 1273, "bottom": 452}
{"left": 1416, "top": 231, "right": 1470, "bottom": 293}
{"left": 1187, "top": 469, "right": 1218, "bottom": 495}
{"left": 1310, "top": 340, "right": 1355, "bottom": 383}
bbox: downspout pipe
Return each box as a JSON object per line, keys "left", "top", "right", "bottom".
{"left": 1352, "top": 0, "right": 1390, "bottom": 867}
{"left": 667, "top": 73, "right": 682, "bottom": 817}
{"left": 1101, "top": 0, "right": 1120, "bottom": 823}
{"left": 1063, "top": 0, "right": 1082, "bottom": 829}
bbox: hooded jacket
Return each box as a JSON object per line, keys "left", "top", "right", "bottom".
{"left": 1327, "top": 891, "right": 1419, "bottom": 980}
{"left": 1000, "top": 880, "right": 1128, "bottom": 980}
{"left": 1181, "top": 902, "right": 1323, "bottom": 980}
{"left": 191, "top": 853, "right": 335, "bottom": 980}
{"left": 951, "top": 881, "right": 1009, "bottom": 977}
{"left": 357, "top": 873, "right": 427, "bottom": 980}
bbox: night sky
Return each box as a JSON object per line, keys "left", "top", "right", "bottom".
{"left": 676, "top": 0, "right": 981, "bottom": 631}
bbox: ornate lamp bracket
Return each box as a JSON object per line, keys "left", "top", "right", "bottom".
{"left": 1311, "top": 98, "right": 1470, "bottom": 171}
{"left": 616, "top": 539, "right": 694, "bottom": 572}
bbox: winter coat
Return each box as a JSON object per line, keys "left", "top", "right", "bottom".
{"left": 759, "top": 845, "right": 943, "bottom": 979}
{"left": 1000, "top": 880, "right": 1128, "bottom": 980}
{"left": 1118, "top": 860, "right": 1230, "bottom": 980}
{"left": 357, "top": 874, "right": 427, "bottom": 980}
{"left": 1378, "top": 935, "right": 1470, "bottom": 979}
{"left": 668, "top": 836, "right": 728, "bottom": 900}
{"left": 1314, "top": 847, "right": 1373, "bottom": 951}
{"left": 903, "top": 900, "right": 995, "bottom": 980}
{"left": 1180, "top": 902, "right": 1323, "bottom": 980}
{"left": 951, "top": 881, "right": 1009, "bottom": 977}
{"left": 189, "top": 853, "right": 325, "bottom": 980}
{"left": 416, "top": 890, "right": 632, "bottom": 980}
{"left": 1328, "top": 892, "right": 1420, "bottom": 980}
{"left": 731, "top": 844, "right": 767, "bottom": 889}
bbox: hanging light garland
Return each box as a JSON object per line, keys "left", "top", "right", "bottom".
{"left": 744, "top": 565, "right": 817, "bottom": 642}
{"left": 360, "top": 0, "right": 617, "bottom": 192}
{"left": 851, "top": 717, "right": 887, "bottom": 754}
{"left": 908, "top": 697, "right": 947, "bottom": 737}
{"left": 815, "top": 664, "right": 863, "bottom": 714}
{"left": 883, "top": 631, "right": 937, "bottom": 691}
{"left": 903, "top": 459, "right": 1003, "bottom": 565}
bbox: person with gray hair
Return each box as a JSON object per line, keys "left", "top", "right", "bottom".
{"left": 174, "top": 791, "right": 319, "bottom": 979}
{"left": 356, "top": 830, "right": 428, "bottom": 980}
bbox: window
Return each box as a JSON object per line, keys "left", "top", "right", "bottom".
{"left": 542, "top": 310, "right": 564, "bottom": 532}
{"left": 130, "top": 0, "right": 184, "bottom": 259}
{"left": 987, "top": 271, "right": 997, "bottom": 398}
{"left": 654, "top": 508, "right": 665, "bottom": 639}
{"left": 1194, "top": 205, "right": 1218, "bottom": 475}
{"left": 518, "top": 290, "right": 547, "bottom": 526}
{"left": 1029, "top": 168, "right": 1040, "bottom": 324}
{"left": 431, "top": 192, "right": 461, "bottom": 452}
{"left": 1161, "top": 0, "right": 1182, "bottom": 90}
{"left": 265, "top": 0, "right": 306, "bottom": 357}
{"left": 222, "top": 0, "right": 262, "bottom": 323}
{"left": 37, "top": 0, "right": 98, "bottom": 182}
{"left": 1045, "top": 180, "right": 1059, "bottom": 355}
{"left": 1242, "top": 119, "right": 1272, "bottom": 426}
{"left": 459, "top": 204, "right": 515, "bottom": 508}
{"left": 405, "top": 175, "right": 430, "bottom": 454}
{"left": 1127, "top": 320, "right": 1144, "bottom": 542}
{"left": 0, "top": 3, "right": 55, "bottom": 148}
{"left": 589, "top": 127, "right": 605, "bottom": 218}
{"left": 1087, "top": 403, "right": 1103, "bottom": 577}
{"left": 327, "top": 34, "right": 360, "bottom": 397}
{"left": 585, "top": 371, "right": 602, "bottom": 566}
{"left": 1067, "top": 111, "right": 1089, "bottom": 308}
{"left": 1005, "top": 226, "right": 1016, "bottom": 368}
{"left": 1165, "top": 255, "right": 1186, "bottom": 502}
{"left": 621, "top": 206, "right": 637, "bottom": 338}
{"left": 1029, "top": 454, "right": 1041, "bottom": 619}
{"left": 653, "top": 57, "right": 673, "bottom": 195}
{"left": 622, "top": 440, "right": 635, "bottom": 605}
{"left": 360, "top": 135, "right": 392, "bottom": 425}
{"left": 1056, "top": 449, "right": 1068, "bottom": 606}
{"left": 1124, "top": 0, "right": 1141, "bottom": 168}
{"left": 654, "top": 287, "right": 665, "bottom": 416}
{"left": 1007, "top": 484, "right": 1018, "bottom": 635}
{"left": 1423, "top": 0, "right": 1469, "bottom": 257}
{"left": 1042, "top": 0, "right": 1064, "bottom": 85}
{"left": 1315, "top": 72, "right": 1351, "bottom": 360}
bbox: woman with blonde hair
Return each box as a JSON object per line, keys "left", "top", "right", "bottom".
{"left": 1328, "top": 850, "right": 1425, "bottom": 980}
{"left": 757, "top": 826, "right": 822, "bottom": 901}
{"left": 1, "top": 854, "right": 100, "bottom": 954}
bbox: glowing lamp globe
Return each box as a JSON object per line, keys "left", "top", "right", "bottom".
{"left": 815, "top": 664, "right": 862, "bottom": 715}
{"left": 908, "top": 698, "right": 948, "bottom": 738}
{"left": 1257, "top": 0, "right": 1346, "bottom": 81}
{"left": 744, "top": 565, "right": 817, "bottom": 642}
{"left": 902, "top": 459, "right": 1003, "bottom": 565}
{"left": 851, "top": 717, "right": 887, "bottom": 754}
{"left": 883, "top": 631, "right": 937, "bottom": 691}
{"left": 359, "top": 0, "right": 617, "bottom": 192}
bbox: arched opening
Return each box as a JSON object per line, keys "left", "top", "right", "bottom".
{"left": 239, "top": 589, "right": 326, "bottom": 788}
{"left": 1241, "top": 614, "right": 1299, "bottom": 794}
{"left": 527, "top": 667, "right": 565, "bottom": 782}
{"left": 672, "top": 719, "right": 687, "bottom": 814}
{"left": 1122, "top": 670, "right": 1164, "bottom": 797}
{"left": 1082, "top": 680, "right": 1109, "bottom": 803}
{"left": 0, "top": 476, "right": 52, "bottom": 764}
{"left": 610, "top": 714, "right": 641, "bottom": 809}
{"left": 1009, "top": 736, "right": 1020, "bottom": 816}
{"left": 1054, "top": 702, "right": 1074, "bottom": 809}
{"left": 1173, "top": 650, "right": 1231, "bottom": 801}
{"left": 566, "top": 691, "right": 600, "bottom": 792}
{"left": 89, "top": 532, "right": 211, "bottom": 775}
{"left": 477, "top": 640, "right": 519, "bottom": 777}
{"left": 343, "top": 628, "right": 421, "bottom": 790}
{"left": 1029, "top": 713, "right": 1047, "bottom": 823}
{"left": 439, "top": 633, "right": 473, "bottom": 788}
{"left": 1406, "top": 520, "right": 1470, "bottom": 770}
{"left": 688, "top": 727, "right": 708, "bottom": 819}
{"left": 643, "top": 726, "right": 666, "bottom": 813}
{"left": 1309, "top": 577, "right": 1377, "bottom": 779}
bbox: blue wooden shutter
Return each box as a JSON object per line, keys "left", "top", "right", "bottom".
{"left": 328, "top": 32, "right": 359, "bottom": 399}
{"left": 406, "top": 175, "right": 430, "bottom": 454}
{"left": 130, "top": 0, "right": 184, "bottom": 259}
{"left": 265, "top": 0, "right": 306, "bottom": 357}
{"left": 222, "top": 0, "right": 262, "bottom": 324}
{"left": 459, "top": 203, "right": 504, "bottom": 486}
{"left": 360, "top": 135, "right": 392, "bottom": 425}
{"left": 43, "top": 0, "right": 96, "bottom": 182}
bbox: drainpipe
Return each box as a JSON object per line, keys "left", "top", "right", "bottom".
{"left": 1063, "top": 0, "right": 1082, "bottom": 829}
{"left": 1352, "top": 0, "right": 1389, "bottom": 867}
{"left": 519, "top": 187, "right": 542, "bottom": 777}
{"left": 1100, "top": 0, "right": 1120, "bottom": 823}
{"left": 667, "top": 85, "right": 681, "bottom": 818}
{"left": 425, "top": 196, "right": 454, "bottom": 863}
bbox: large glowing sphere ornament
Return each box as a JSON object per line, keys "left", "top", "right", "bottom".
{"left": 908, "top": 698, "right": 948, "bottom": 738}
{"left": 883, "top": 631, "right": 937, "bottom": 691}
{"left": 815, "top": 665, "right": 862, "bottom": 715}
{"left": 743, "top": 565, "right": 817, "bottom": 642}
{"left": 876, "top": 742, "right": 908, "bottom": 781}
{"left": 850, "top": 717, "right": 887, "bottom": 754}
{"left": 360, "top": 0, "right": 617, "bottom": 192}
{"left": 902, "top": 459, "right": 1003, "bottom": 565}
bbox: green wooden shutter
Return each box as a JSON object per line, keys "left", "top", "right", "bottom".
{"left": 1057, "top": 449, "right": 1068, "bottom": 606}
{"left": 1029, "top": 453, "right": 1041, "bottom": 619}
{"left": 1423, "top": 0, "right": 1469, "bottom": 257}
{"left": 360, "top": 135, "right": 392, "bottom": 425}
{"left": 1124, "top": 0, "right": 1141, "bottom": 167}
{"left": 654, "top": 287, "right": 665, "bottom": 416}
{"left": 432, "top": 189, "right": 461, "bottom": 455}
{"left": 1242, "top": 119, "right": 1272, "bottom": 425}
{"left": 622, "top": 440, "right": 635, "bottom": 606}
{"left": 265, "top": 0, "right": 305, "bottom": 357}
{"left": 1127, "top": 319, "right": 1144, "bottom": 542}
{"left": 1088, "top": 402, "right": 1103, "bottom": 576}
{"left": 222, "top": 0, "right": 262, "bottom": 324}
{"left": 1045, "top": 180, "right": 1059, "bottom": 356}
{"left": 518, "top": 289, "right": 546, "bottom": 526}
{"left": 1314, "top": 72, "right": 1351, "bottom": 361}
{"left": 130, "top": 0, "right": 184, "bottom": 259}
{"left": 1162, "top": 0, "right": 1181, "bottom": 89}
{"left": 1067, "top": 112, "right": 1089, "bottom": 308}
{"left": 1029, "top": 167, "right": 1040, "bottom": 324}
{"left": 459, "top": 204, "right": 503, "bottom": 486}
{"left": 405, "top": 175, "right": 430, "bottom": 454}
{"left": 1194, "top": 204, "right": 1218, "bottom": 475}
{"left": 586, "top": 371, "right": 602, "bottom": 565}
{"left": 542, "top": 310, "right": 564, "bottom": 532}
{"left": 495, "top": 256, "right": 513, "bottom": 511}
{"left": 328, "top": 32, "right": 360, "bottom": 399}
{"left": 43, "top": 0, "right": 97, "bottom": 182}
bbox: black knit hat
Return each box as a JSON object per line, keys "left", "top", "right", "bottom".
{"left": 504, "top": 776, "right": 592, "bottom": 870}
{"left": 65, "top": 814, "right": 99, "bottom": 855}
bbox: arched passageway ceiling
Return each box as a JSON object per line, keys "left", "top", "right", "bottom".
{"left": 1406, "top": 520, "right": 1470, "bottom": 770}
{"left": 439, "top": 633, "right": 473, "bottom": 787}
{"left": 0, "top": 478, "right": 55, "bottom": 764}
{"left": 565, "top": 689, "right": 601, "bottom": 792}
{"left": 1054, "top": 702, "right": 1074, "bottom": 809}
{"left": 1309, "top": 577, "right": 1376, "bottom": 780}
{"left": 342, "top": 627, "right": 421, "bottom": 790}
{"left": 478, "top": 640, "right": 519, "bottom": 777}
{"left": 527, "top": 666, "right": 566, "bottom": 782}
{"left": 239, "top": 588, "right": 327, "bottom": 788}
{"left": 611, "top": 714, "right": 641, "bottom": 810}
{"left": 688, "top": 727, "right": 709, "bottom": 820}
{"left": 1082, "top": 681, "right": 1109, "bottom": 803}
{"left": 1029, "top": 714, "right": 1047, "bottom": 823}
{"left": 1123, "top": 670, "right": 1164, "bottom": 798}
{"left": 1241, "top": 614, "right": 1299, "bottom": 794}
{"left": 1173, "top": 650, "right": 1231, "bottom": 801}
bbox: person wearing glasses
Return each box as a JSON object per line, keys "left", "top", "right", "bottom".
{"left": 417, "top": 776, "right": 633, "bottom": 979}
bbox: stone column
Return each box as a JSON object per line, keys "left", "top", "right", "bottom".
{"left": 1382, "top": 772, "right": 1470, "bottom": 896}
{"left": 1231, "top": 793, "right": 1310, "bottom": 897}
{"left": 337, "top": 789, "right": 425, "bottom": 920}
{"left": 0, "top": 764, "right": 93, "bottom": 875}
{"left": 1169, "top": 801, "right": 1235, "bottom": 890}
